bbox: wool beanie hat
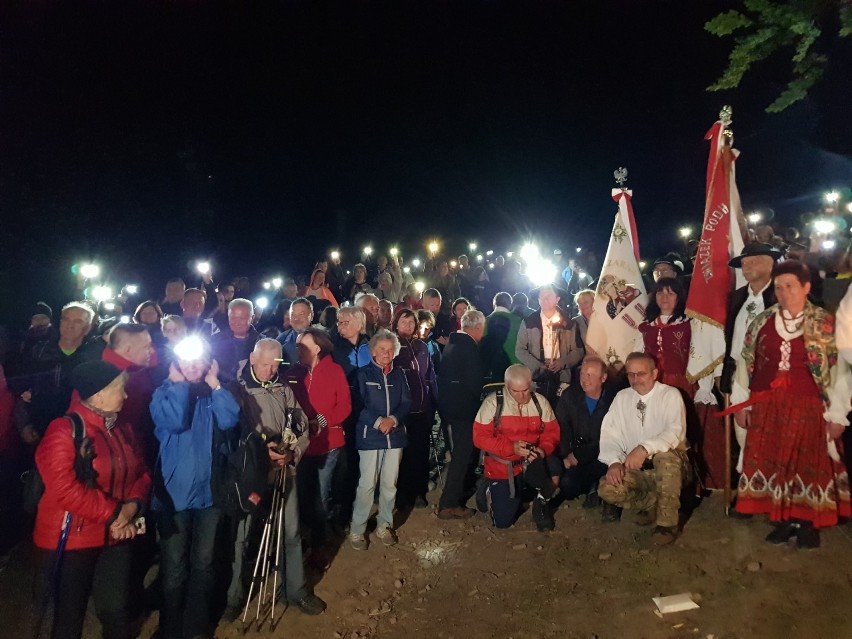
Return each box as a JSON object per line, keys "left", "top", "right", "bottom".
{"left": 71, "top": 361, "right": 123, "bottom": 400}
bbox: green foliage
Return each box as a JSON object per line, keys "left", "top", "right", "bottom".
{"left": 705, "top": 0, "right": 850, "bottom": 112}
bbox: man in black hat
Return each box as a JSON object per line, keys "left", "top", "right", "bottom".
{"left": 721, "top": 242, "right": 781, "bottom": 510}
{"left": 651, "top": 253, "right": 686, "bottom": 283}
{"left": 515, "top": 283, "right": 584, "bottom": 408}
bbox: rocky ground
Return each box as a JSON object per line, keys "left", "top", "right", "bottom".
{"left": 4, "top": 490, "right": 852, "bottom": 639}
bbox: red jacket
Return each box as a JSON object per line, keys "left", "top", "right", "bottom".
{"left": 472, "top": 390, "right": 560, "bottom": 480}
{"left": 102, "top": 347, "right": 160, "bottom": 468}
{"left": 33, "top": 400, "right": 151, "bottom": 551}
{"left": 283, "top": 356, "right": 352, "bottom": 456}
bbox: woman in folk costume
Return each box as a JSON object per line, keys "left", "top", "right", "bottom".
{"left": 731, "top": 260, "right": 851, "bottom": 548}
{"left": 636, "top": 277, "right": 696, "bottom": 396}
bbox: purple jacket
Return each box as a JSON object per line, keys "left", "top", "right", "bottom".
{"left": 394, "top": 337, "right": 438, "bottom": 413}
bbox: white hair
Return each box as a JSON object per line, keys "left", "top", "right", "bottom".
{"left": 461, "top": 309, "right": 486, "bottom": 331}
{"left": 253, "top": 338, "right": 283, "bottom": 358}
{"left": 338, "top": 306, "right": 367, "bottom": 333}
{"left": 504, "top": 364, "right": 532, "bottom": 386}
{"left": 61, "top": 302, "right": 95, "bottom": 324}
{"left": 228, "top": 298, "right": 254, "bottom": 314}
{"left": 369, "top": 328, "right": 401, "bottom": 357}
{"left": 356, "top": 293, "right": 380, "bottom": 306}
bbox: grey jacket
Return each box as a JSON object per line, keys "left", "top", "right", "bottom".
{"left": 515, "top": 310, "right": 584, "bottom": 385}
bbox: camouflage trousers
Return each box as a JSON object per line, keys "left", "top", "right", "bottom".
{"left": 597, "top": 449, "right": 688, "bottom": 528}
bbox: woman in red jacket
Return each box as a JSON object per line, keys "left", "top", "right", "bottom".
{"left": 286, "top": 328, "right": 351, "bottom": 561}
{"left": 33, "top": 361, "right": 151, "bottom": 639}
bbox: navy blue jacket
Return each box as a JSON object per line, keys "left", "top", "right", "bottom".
{"left": 355, "top": 361, "right": 411, "bottom": 450}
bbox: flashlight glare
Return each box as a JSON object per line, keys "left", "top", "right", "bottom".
{"left": 256, "top": 297, "right": 269, "bottom": 310}
{"left": 174, "top": 336, "right": 206, "bottom": 362}
{"left": 125, "top": 284, "right": 138, "bottom": 295}
{"left": 414, "top": 281, "right": 425, "bottom": 293}
{"left": 120, "top": 315, "right": 131, "bottom": 324}
{"left": 92, "top": 286, "right": 113, "bottom": 302}
{"left": 196, "top": 261, "right": 211, "bottom": 275}
{"left": 330, "top": 250, "right": 340, "bottom": 261}
{"left": 80, "top": 264, "right": 101, "bottom": 279}
{"left": 411, "top": 258, "right": 421, "bottom": 268}
{"left": 390, "top": 247, "right": 399, "bottom": 257}
{"left": 526, "top": 258, "right": 556, "bottom": 287}
{"left": 678, "top": 227, "right": 692, "bottom": 239}
{"left": 363, "top": 246, "right": 373, "bottom": 256}
{"left": 271, "top": 277, "right": 283, "bottom": 289}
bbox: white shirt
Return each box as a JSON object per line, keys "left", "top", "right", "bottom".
{"left": 598, "top": 382, "right": 686, "bottom": 466}
{"left": 540, "top": 310, "right": 561, "bottom": 360}
{"left": 729, "top": 281, "right": 770, "bottom": 405}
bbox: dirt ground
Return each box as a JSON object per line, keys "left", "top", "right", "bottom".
{"left": 3, "top": 490, "right": 852, "bottom": 639}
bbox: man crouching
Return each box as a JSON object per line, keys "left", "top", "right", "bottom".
{"left": 473, "top": 364, "right": 560, "bottom": 531}
{"left": 597, "top": 352, "right": 688, "bottom": 546}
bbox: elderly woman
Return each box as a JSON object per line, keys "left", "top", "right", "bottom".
{"left": 286, "top": 328, "right": 352, "bottom": 554}
{"left": 572, "top": 289, "right": 595, "bottom": 347}
{"left": 392, "top": 309, "right": 438, "bottom": 508}
{"left": 302, "top": 269, "right": 339, "bottom": 309}
{"left": 349, "top": 329, "right": 412, "bottom": 550}
{"left": 150, "top": 338, "right": 239, "bottom": 639}
{"left": 33, "top": 361, "right": 151, "bottom": 639}
{"left": 732, "top": 260, "right": 851, "bottom": 548}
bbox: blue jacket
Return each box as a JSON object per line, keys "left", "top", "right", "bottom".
{"left": 355, "top": 362, "right": 411, "bottom": 450}
{"left": 150, "top": 382, "right": 240, "bottom": 512}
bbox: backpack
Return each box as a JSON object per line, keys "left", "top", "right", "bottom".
{"left": 211, "top": 427, "right": 272, "bottom": 516}
{"left": 21, "top": 413, "right": 93, "bottom": 515}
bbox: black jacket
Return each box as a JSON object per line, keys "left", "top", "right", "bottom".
{"left": 437, "top": 331, "right": 485, "bottom": 422}
{"left": 720, "top": 282, "right": 776, "bottom": 392}
{"left": 554, "top": 381, "right": 615, "bottom": 464}
{"left": 210, "top": 326, "right": 261, "bottom": 383}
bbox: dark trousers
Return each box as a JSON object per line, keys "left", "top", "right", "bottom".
{"left": 35, "top": 543, "right": 133, "bottom": 639}
{"left": 297, "top": 448, "right": 342, "bottom": 547}
{"left": 438, "top": 418, "right": 477, "bottom": 510}
{"left": 559, "top": 460, "right": 608, "bottom": 500}
{"left": 398, "top": 411, "right": 434, "bottom": 505}
{"left": 157, "top": 507, "right": 222, "bottom": 639}
{"left": 484, "top": 476, "right": 522, "bottom": 529}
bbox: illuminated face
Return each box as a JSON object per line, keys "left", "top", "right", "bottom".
{"left": 162, "top": 321, "right": 186, "bottom": 345}
{"left": 178, "top": 358, "right": 208, "bottom": 383}
{"left": 625, "top": 358, "right": 657, "bottom": 395}
{"left": 396, "top": 315, "right": 416, "bottom": 338}
{"left": 123, "top": 332, "right": 154, "bottom": 367}
{"left": 774, "top": 273, "right": 810, "bottom": 312}
{"left": 60, "top": 308, "right": 92, "bottom": 342}
{"left": 377, "top": 256, "right": 388, "bottom": 270}
{"left": 579, "top": 361, "right": 606, "bottom": 397}
{"left": 378, "top": 301, "right": 393, "bottom": 327}
{"left": 577, "top": 294, "right": 594, "bottom": 319}
{"left": 423, "top": 296, "right": 441, "bottom": 315}
{"left": 250, "top": 348, "right": 279, "bottom": 382}
{"left": 139, "top": 306, "right": 160, "bottom": 326}
{"left": 740, "top": 255, "right": 774, "bottom": 284}
{"left": 289, "top": 302, "right": 313, "bottom": 332}
{"left": 453, "top": 303, "right": 469, "bottom": 321}
{"left": 538, "top": 290, "right": 559, "bottom": 314}
{"left": 506, "top": 376, "right": 532, "bottom": 406}
{"left": 654, "top": 286, "right": 678, "bottom": 315}
{"left": 284, "top": 283, "right": 299, "bottom": 299}
{"left": 228, "top": 306, "right": 252, "bottom": 338}
{"left": 372, "top": 339, "right": 395, "bottom": 368}
{"left": 439, "top": 262, "right": 449, "bottom": 277}
{"left": 337, "top": 315, "right": 361, "bottom": 341}
{"left": 296, "top": 333, "right": 320, "bottom": 366}
{"left": 310, "top": 271, "right": 325, "bottom": 288}
{"left": 181, "top": 292, "right": 205, "bottom": 319}
{"left": 360, "top": 298, "right": 379, "bottom": 326}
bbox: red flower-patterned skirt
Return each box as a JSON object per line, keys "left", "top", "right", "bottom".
{"left": 736, "top": 389, "right": 851, "bottom": 528}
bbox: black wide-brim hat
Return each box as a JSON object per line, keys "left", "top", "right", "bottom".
{"left": 729, "top": 243, "right": 782, "bottom": 268}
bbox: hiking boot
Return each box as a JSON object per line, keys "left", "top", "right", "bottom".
{"left": 350, "top": 533, "right": 369, "bottom": 550}
{"left": 651, "top": 525, "right": 679, "bottom": 546}
{"left": 795, "top": 523, "right": 820, "bottom": 550}
{"left": 295, "top": 593, "right": 327, "bottom": 616}
{"left": 437, "top": 507, "right": 476, "bottom": 520}
{"left": 376, "top": 526, "right": 398, "bottom": 547}
{"left": 582, "top": 491, "right": 601, "bottom": 509}
{"left": 765, "top": 522, "right": 798, "bottom": 545}
{"left": 634, "top": 510, "right": 655, "bottom": 526}
{"left": 532, "top": 497, "right": 555, "bottom": 532}
{"left": 475, "top": 481, "right": 489, "bottom": 513}
{"left": 601, "top": 502, "right": 622, "bottom": 522}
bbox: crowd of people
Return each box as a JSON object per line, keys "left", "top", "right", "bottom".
{"left": 1, "top": 236, "right": 852, "bottom": 639}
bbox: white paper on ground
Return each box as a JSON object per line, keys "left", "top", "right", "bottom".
{"left": 652, "top": 593, "right": 700, "bottom": 614}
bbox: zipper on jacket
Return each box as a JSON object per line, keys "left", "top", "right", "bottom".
{"left": 384, "top": 370, "right": 392, "bottom": 448}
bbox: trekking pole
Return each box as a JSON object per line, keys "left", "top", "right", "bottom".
{"left": 723, "top": 393, "right": 732, "bottom": 516}
{"left": 242, "top": 507, "right": 271, "bottom": 623}
{"left": 256, "top": 490, "right": 276, "bottom": 622}
{"left": 33, "top": 511, "right": 72, "bottom": 639}
{"left": 270, "top": 469, "right": 286, "bottom": 624}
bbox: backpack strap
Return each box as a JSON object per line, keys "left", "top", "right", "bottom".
{"left": 491, "top": 388, "right": 504, "bottom": 437}
{"left": 530, "top": 393, "right": 545, "bottom": 436}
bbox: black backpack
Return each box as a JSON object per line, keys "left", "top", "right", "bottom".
{"left": 21, "top": 413, "right": 94, "bottom": 515}
{"left": 211, "top": 428, "right": 272, "bottom": 516}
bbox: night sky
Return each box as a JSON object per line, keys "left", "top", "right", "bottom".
{"left": 2, "top": 1, "right": 850, "bottom": 322}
